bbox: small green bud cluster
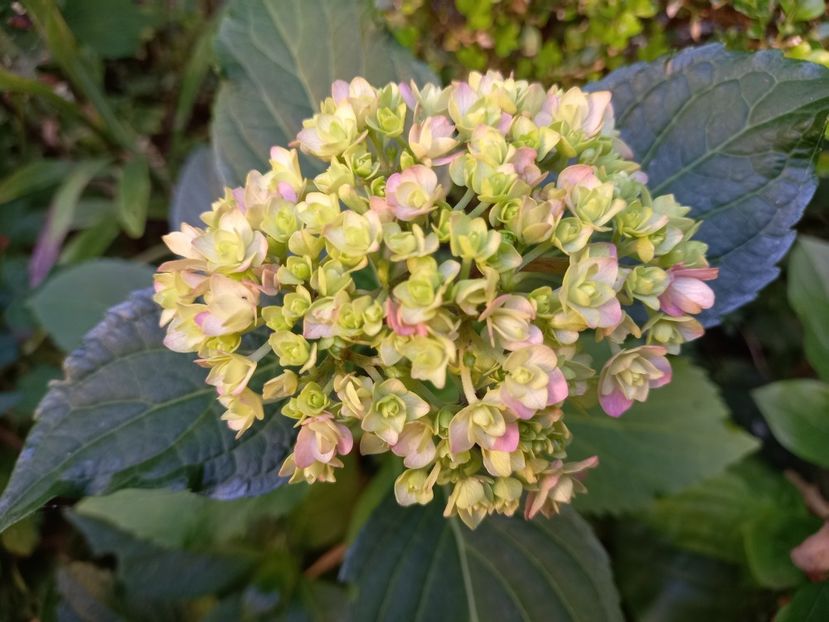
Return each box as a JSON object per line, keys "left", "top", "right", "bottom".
{"left": 155, "top": 72, "right": 716, "bottom": 528}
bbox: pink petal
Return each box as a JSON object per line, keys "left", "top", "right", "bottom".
{"left": 492, "top": 422, "right": 519, "bottom": 452}
{"left": 399, "top": 81, "right": 416, "bottom": 110}
{"left": 335, "top": 423, "right": 353, "bottom": 455}
{"left": 277, "top": 181, "right": 297, "bottom": 202}
{"left": 595, "top": 299, "right": 623, "bottom": 329}
{"left": 546, "top": 369, "right": 569, "bottom": 405}
{"left": 599, "top": 388, "right": 633, "bottom": 418}
{"left": 294, "top": 428, "right": 317, "bottom": 469}
{"left": 672, "top": 266, "right": 718, "bottom": 281}
{"left": 232, "top": 186, "right": 246, "bottom": 211}
{"left": 449, "top": 416, "right": 474, "bottom": 454}
{"left": 649, "top": 354, "right": 673, "bottom": 389}
{"left": 502, "top": 393, "right": 536, "bottom": 420}
{"left": 331, "top": 80, "right": 349, "bottom": 103}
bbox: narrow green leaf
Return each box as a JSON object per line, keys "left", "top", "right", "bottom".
{"left": 0, "top": 159, "right": 73, "bottom": 205}
{"left": 29, "top": 159, "right": 110, "bottom": 286}
{"left": 789, "top": 235, "right": 829, "bottom": 381}
{"left": 568, "top": 360, "right": 759, "bottom": 514}
{"left": 116, "top": 156, "right": 151, "bottom": 238}
{"left": 0, "top": 290, "right": 293, "bottom": 533}
{"left": 173, "top": 19, "right": 217, "bottom": 137}
{"left": 212, "top": 0, "right": 437, "bottom": 185}
{"left": 29, "top": 259, "right": 155, "bottom": 351}
{"left": 777, "top": 582, "right": 829, "bottom": 622}
{"left": 22, "top": 0, "right": 135, "bottom": 148}
{"left": 342, "top": 496, "right": 623, "bottom": 622}
{"left": 58, "top": 219, "right": 120, "bottom": 265}
{"left": 754, "top": 379, "right": 829, "bottom": 467}
{"left": 0, "top": 68, "right": 97, "bottom": 135}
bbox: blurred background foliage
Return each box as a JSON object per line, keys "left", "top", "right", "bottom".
{"left": 0, "top": 0, "right": 828, "bottom": 620}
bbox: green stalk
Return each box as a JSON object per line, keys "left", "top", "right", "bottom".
{"left": 22, "top": 0, "right": 136, "bottom": 151}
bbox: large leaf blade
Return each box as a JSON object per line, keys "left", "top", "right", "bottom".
{"left": 0, "top": 290, "right": 292, "bottom": 533}
{"left": 788, "top": 235, "right": 829, "bottom": 381}
{"left": 754, "top": 379, "right": 829, "bottom": 468}
{"left": 212, "top": 0, "right": 436, "bottom": 186}
{"left": 592, "top": 44, "right": 829, "bottom": 325}
{"left": 341, "top": 497, "right": 623, "bottom": 622}
{"left": 29, "top": 258, "right": 155, "bottom": 351}
{"left": 568, "top": 360, "right": 759, "bottom": 514}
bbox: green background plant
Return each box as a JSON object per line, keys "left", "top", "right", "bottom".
{"left": 1, "top": 1, "right": 829, "bottom": 620}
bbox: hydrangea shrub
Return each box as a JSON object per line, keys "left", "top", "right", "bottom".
{"left": 155, "top": 72, "right": 717, "bottom": 528}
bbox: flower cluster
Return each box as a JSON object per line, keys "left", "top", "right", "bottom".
{"left": 154, "top": 72, "right": 717, "bottom": 528}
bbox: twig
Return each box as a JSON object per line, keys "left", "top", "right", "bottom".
{"left": 304, "top": 543, "right": 347, "bottom": 579}
{"left": 786, "top": 470, "right": 829, "bottom": 520}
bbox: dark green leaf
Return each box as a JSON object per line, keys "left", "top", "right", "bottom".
{"left": 613, "top": 522, "right": 771, "bottom": 622}
{"left": 29, "top": 259, "right": 155, "bottom": 351}
{"left": 288, "top": 454, "right": 362, "bottom": 550}
{"left": 29, "top": 159, "right": 110, "bottom": 287}
{"left": 59, "top": 219, "right": 120, "bottom": 265}
{"left": 0, "top": 68, "right": 93, "bottom": 133}
{"left": 342, "top": 496, "right": 623, "bottom": 622}
{"left": 754, "top": 379, "right": 829, "bottom": 467}
{"left": 789, "top": 235, "right": 829, "bottom": 381}
{"left": 73, "top": 486, "right": 306, "bottom": 550}
{"left": 345, "top": 454, "right": 402, "bottom": 544}
{"left": 568, "top": 360, "right": 759, "bottom": 514}
{"left": 643, "top": 458, "right": 805, "bottom": 564}
{"left": 592, "top": 44, "right": 829, "bottom": 325}
{"left": 212, "top": 0, "right": 437, "bottom": 186}
{"left": 8, "top": 363, "right": 61, "bottom": 421}
{"left": 173, "top": 19, "right": 218, "bottom": 137}
{"left": 62, "top": 0, "right": 154, "bottom": 60}
{"left": 56, "top": 562, "right": 123, "bottom": 622}
{"left": 22, "top": 0, "right": 135, "bottom": 148}
{"left": 170, "top": 146, "right": 224, "bottom": 230}
{"left": 780, "top": 0, "right": 826, "bottom": 22}
{"left": 0, "top": 289, "right": 293, "bottom": 533}
{"left": 743, "top": 513, "right": 817, "bottom": 589}
{"left": 0, "top": 513, "right": 39, "bottom": 556}
{"left": 116, "top": 156, "right": 151, "bottom": 238}
{"left": 0, "top": 159, "right": 73, "bottom": 205}
{"left": 777, "top": 581, "right": 829, "bottom": 622}
{"left": 67, "top": 512, "right": 257, "bottom": 601}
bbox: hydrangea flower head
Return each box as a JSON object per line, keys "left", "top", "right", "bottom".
{"left": 155, "top": 72, "right": 717, "bottom": 528}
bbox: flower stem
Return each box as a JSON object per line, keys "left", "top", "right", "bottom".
{"left": 460, "top": 258, "right": 472, "bottom": 281}
{"left": 467, "top": 201, "right": 491, "bottom": 219}
{"left": 460, "top": 362, "right": 478, "bottom": 404}
{"left": 248, "top": 341, "right": 273, "bottom": 363}
{"left": 453, "top": 189, "right": 475, "bottom": 212}
{"left": 519, "top": 240, "right": 555, "bottom": 269}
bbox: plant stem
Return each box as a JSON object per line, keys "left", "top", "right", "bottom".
{"left": 459, "top": 258, "right": 472, "bottom": 281}
{"left": 453, "top": 189, "right": 475, "bottom": 211}
{"left": 248, "top": 341, "right": 273, "bottom": 363}
{"left": 467, "top": 201, "right": 490, "bottom": 219}
{"left": 460, "top": 362, "right": 478, "bottom": 404}
{"left": 304, "top": 543, "right": 347, "bottom": 578}
{"left": 519, "top": 240, "right": 555, "bottom": 269}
